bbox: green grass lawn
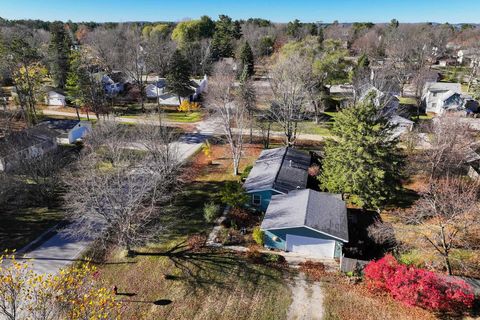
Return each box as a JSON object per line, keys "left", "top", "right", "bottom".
{"left": 269, "top": 120, "right": 333, "bottom": 137}
{"left": 164, "top": 111, "right": 202, "bottom": 123}
{"left": 0, "top": 204, "right": 64, "bottom": 251}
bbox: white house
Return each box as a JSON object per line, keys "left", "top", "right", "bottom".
{"left": 145, "top": 79, "right": 167, "bottom": 98}
{"left": 157, "top": 76, "right": 208, "bottom": 106}
{"left": 389, "top": 115, "right": 414, "bottom": 138}
{"left": 38, "top": 119, "right": 92, "bottom": 144}
{"left": 422, "top": 82, "right": 465, "bottom": 114}
{"left": 45, "top": 90, "right": 66, "bottom": 107}
{"left": 359, "top": 85, "right": 400, "bottom": 114}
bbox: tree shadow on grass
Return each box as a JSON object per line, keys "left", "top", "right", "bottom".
{"left": 133, "top": 242, "right": 285, "bottom": 293}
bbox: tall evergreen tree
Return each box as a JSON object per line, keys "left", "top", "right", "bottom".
{"left": 210, "top": 15, "right": 236, "bottom": 60}
{"left": 239, "top": 41, "right": 254, "bottom": 78}
{"left": 166, "top": 50, "right": 194, "bottom": 105}
{"left": 320, "top": 99, "right": 403, "bottom": 211}
{"left": 65, "top": 51, "right": 86, "bottom": 120}
{"left": 49, "top": 21, "right": 72, "bottom": 88}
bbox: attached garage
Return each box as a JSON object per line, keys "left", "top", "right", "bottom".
{"left": 286, "top": 234, "right": 335, "bottom": 259}
{"left": 261, "top": 189, "right": 349, "bottom": 259}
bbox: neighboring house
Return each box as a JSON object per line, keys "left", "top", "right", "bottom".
{"left": 457, "top": 49, "right": 479, "bottom": 66}
{"left": 45, "top": 90, "right": 66, "bottom": 107}
{"left": 261, "top": 189, "right": 349, "bottom": 259}
{"left": 145, "top": 79, "right": 166, "bottom": 98}
{"left": 243, "top": 147, "right": 311, "bottom": 212}
{"left": 388, "top": 115, "right": 414, "bottom": 138}
{"left": 192, "top": 75, "right": 208, "bottom": 100}
{"left": 422, "top": 82, "right": 466, "bottom": 114}
{"left": 0, "top": 127, "right": 58, "bottom": 172}
{"left": 466, "top": 147, "right": 480, "bottom": 181}
{"left": 327, "top": 84, "right": 354, "bottom": 98}
{"left": 101, "top": 74, "right": 125, "bottom": 96}
{"left": 157, "top": 76, "right": 208, "bottom": 106}
{"left": 358, "top": 85, "right": 400, "bottom": 114}
{"left": 38, "top": 119, "right": 91, "bottom": 144}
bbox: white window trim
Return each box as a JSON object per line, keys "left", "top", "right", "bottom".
{"left": 252, "top": 194, "right": 262, "bottom": 206}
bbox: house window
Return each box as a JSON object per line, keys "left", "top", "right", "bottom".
{"left": 431, "top": 103, "right": 437, "bottom": 110}
{"left": 432, "top": 92, "right": 437, "bottom": 97}
{"left": 252, "top": 194, "right": 261, "bottom": 206}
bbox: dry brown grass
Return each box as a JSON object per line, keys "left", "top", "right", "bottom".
{"left": 322, "top": 274, "right": 436, "bottom": 320}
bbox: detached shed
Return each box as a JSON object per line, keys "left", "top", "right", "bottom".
{"left": 261, "top": 189, "right": 349, "bottom": 259}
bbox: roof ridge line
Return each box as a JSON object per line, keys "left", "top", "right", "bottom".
{"left": 272, "top": 147, "right": 288, "bottom": 189}
{"left": 303, "top": 189, "right": 311, "bottom": 226}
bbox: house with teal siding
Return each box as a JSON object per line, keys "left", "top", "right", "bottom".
{"left": 261, "top": 189, "right": 349, "bottom": 259}
{"left": 243, "top": 147, "right": 311, "bottom": 212}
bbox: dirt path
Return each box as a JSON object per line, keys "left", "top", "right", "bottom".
{"left": 287, "top": 273, "right": 324, "bottom": 320}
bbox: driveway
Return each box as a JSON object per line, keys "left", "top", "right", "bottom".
{"left": 287, "top": 273, "right": 324, "bottom": 320}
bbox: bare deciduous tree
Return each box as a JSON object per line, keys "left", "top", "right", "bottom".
{"left": 269, "top": 53, "right": 310, "bottom": 145}
{"left": 63, "top": 122, "right": 180, "bottom": 254}
{"left": 421, "top": 115, "right": 476, "bottom": 180}
{"left": 406, "top": 177, "right": 480, "bottom": 275}
{"left": 206, "top": 61, "right": 245, "bottom": 176}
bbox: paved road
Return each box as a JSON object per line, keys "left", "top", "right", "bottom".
{"left": 42, "top": 108, "right": 327, "bottom": 142}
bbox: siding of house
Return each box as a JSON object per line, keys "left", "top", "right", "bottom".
{"left": 68, "top": 123, "right": 91, "bottom": 143}
{"left": 264, "top": 227, "right": 343, "bottom": 258}
{"left": 248, "top": 190, "right": 280, "bottom": 212}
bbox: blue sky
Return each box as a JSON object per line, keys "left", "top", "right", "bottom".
{"left": 1, "top": 0, "right": 479, "bottom": 23}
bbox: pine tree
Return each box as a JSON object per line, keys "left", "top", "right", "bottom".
{"left": 210, "top": 15, "right": 236, "bottom": 60}
{"left": 48, "top": 21, "right": 72, "bottom": 89}
{"left": 65, "top": 51, "right": 85, "bottom": 120}
{"left": 239, "top": 42, "right": 255, "bottom": 78}
{"left": 320, "top": 100, "right": 403, "bottom": 211}
{"left": 166, "top": 50, "right": 194, "bottom": 105}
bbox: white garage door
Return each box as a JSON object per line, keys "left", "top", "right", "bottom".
{"left": 286, "top": 234, "right": 335, "bottom": 259}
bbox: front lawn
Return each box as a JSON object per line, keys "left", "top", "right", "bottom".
{"left": 93, "top": 142, "right": 291, "bottom": 319}
{"left": 165, "top": 111, "right": 202, "bottom": 123}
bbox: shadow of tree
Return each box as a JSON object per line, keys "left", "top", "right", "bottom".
{"left": 133, "top": 242, "right": 286, "bottom": 293}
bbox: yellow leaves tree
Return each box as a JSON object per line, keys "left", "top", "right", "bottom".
{"left": 177, "top": 100, "right": 200, "bottom": 114}
{"left": 12, "top": 62, "right": 47, "bottom": 125}
{"left": 0, "top": 252, "right": 121, "bottom": 320}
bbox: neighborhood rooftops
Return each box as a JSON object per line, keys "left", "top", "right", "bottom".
{"left": 39, "top": 119, "right": 84, "bottom": 132}
{"left": 260, "top": 189, "right": 349, "bottom": 242}
{"left": 423, "top": 82, "right": 462, "bottom": 94}
{"left": 0, "top": 126, "right": 57, "bottom": 158}
{"left": 243, "top": 147, "right": 311, "bottom": 194}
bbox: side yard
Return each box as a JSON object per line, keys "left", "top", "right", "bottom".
{"left": 93, "top": 142, "right": 293, "bottom": 319}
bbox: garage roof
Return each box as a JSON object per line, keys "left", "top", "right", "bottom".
{"left": 261, "top": 189, "right": 349, "bottom": 242}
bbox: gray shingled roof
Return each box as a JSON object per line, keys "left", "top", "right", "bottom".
{"left": 243, "top": 147, "right": 311, "bottom": 193}
{"left": 260, "top": 189, "right": 349, "bottom": 242}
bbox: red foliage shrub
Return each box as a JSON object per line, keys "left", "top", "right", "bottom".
{"left": 364, "top": 254, "right": 475, "bottom": 313}
{"left": 228, "top": 207, "right": 256, "bottom": 228}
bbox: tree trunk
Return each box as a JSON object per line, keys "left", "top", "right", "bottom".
{"left": 75, "top": 106, "right": 80, "bottom": 121}
{"left": 249, "top": 110, "right": 253, "bottom": 144}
